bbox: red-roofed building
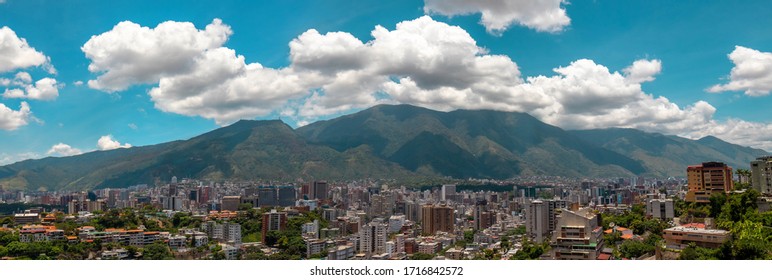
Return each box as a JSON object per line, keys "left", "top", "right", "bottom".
{"left": 681, "top": 223, "right": 706, "bottom": 229}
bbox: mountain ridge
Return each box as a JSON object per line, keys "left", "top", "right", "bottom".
{"left": 1, "top": 104, "right": 768, "bottom": 191}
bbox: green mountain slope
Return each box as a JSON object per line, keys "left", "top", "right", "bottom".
{"left": 298, "top": 104, "right": 645, "bottom": 178}
{"left": 569, "top": 128, "right": 768, "bottom": 177}
{"left": 1, "top": 104, "right": 766, "bottom": 191}
{"left": 0, "top": 120, "right": 415, "bottom": 191}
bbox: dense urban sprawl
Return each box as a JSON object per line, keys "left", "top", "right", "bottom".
{"left": 1, "top": 156, "right": 771, "bottom": 260}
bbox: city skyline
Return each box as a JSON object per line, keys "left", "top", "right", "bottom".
{"left": 2, "top": 0, "right": 772, "bottom": 165}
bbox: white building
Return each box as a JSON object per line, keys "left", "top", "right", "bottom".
{"left": 551, "top": 208, "right": 603, "bottom": 260}
{"left": 646, "top": 199, "right": 674, "bottom": 220}
{"left": 418, "top": 242, "right": 440, "bottom": 254}
{"left": 224, "top": 223, "right": 241, "bottom": 245}
{"left": 359, "top": 218, "right": 388, "bottom": 255}
{"left": 525, "top": 200, "right": 548, "bottom": 243}
{"left": 302, "top": 220, "right": 320, "bottom": 239}
{"left": 168, "top": 235, "right": 187, "bottom": 251}
{"left": 327, "top": 245, "right": 355, "bottom": 260}
{"left": 221, "top": 244, "right": 239, "bottom": 260}
{"left": 306, "top": 239, "right": 327, "bottom": 258}
{"left": 101, "top": 248, "right": 129, "bottom": 259}
{"left": 194, "top": 235, "right": 209, "bottom": 247}
{"left": 385, "top": 241, "right": 396, "bottom": 256}
{"left": 388, "top": 215, "right": 405, "bottom": 233}
{"left": 751, "top": 156, "right": 772, "bottom": 194}
{"left": 394, "top": 234, "right": 405, "bottom": 254}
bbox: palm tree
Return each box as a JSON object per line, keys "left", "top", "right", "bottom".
{"left": 735, "top": 169, "right": 752, "bottom": 187}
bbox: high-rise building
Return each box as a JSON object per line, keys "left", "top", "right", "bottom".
{"left": 258, "top": 188, "right": 277, "bottom": 207}
{"left": 359, "top": 218, "right": 387, "bottom": 255}
{"left": 525, "top": 200, "right": 549, "bottom": 243}
{"left": 300, "top": 183, "right": 311, "bottom": 200}
{"left": 545, "top": 199, "right": 567, "bottom": 233}
{"left": 189, "top": 189, "right": 199, "bottom": 202}
{"left": 473, "top": 200, "right": 494, "bottom": 231}
{"left": 313, "top": 181, "right": 328, "bottom": 200}
{"left": 221, "top": 196, "right": 241, "bottom": 211}
{"left": 161, "top": 196, "right": 183, "bottom": 211}
{"left": 524, "top": 199, "right": 567, "bottom": 243}
{"left": 551, "top": 208, "right": 602, "bottom": 260}
{"left": 67, "top": 199, "right": 107, "bottom": 214}
{"left": 686, "top": 162, "right": 734, "bottom": 203}
{"left": 277, "top": 186, "right": 296, "bottom": 206}
{"left": 200, "top": 187, "right": 211, "bottom": 204}
{"left": 421, "top": 204, "right": 454, "bottom": 235}
{"left": 441, "top": 184, "right": 456, "bottom": 202}
{"left": 405, "top": 201, "right": 421, "bottom": 223}
{"left": 262, "top": 209, "right": 287, "bottom": 243}
{"left": 751, "top": 156, "right": 772, "bottom": 194}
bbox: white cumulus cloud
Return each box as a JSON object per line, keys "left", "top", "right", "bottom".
{"left": 0, "top": 101, "right": 31, "bottom": 130}
{"left": 82, "top": 19, "right": 232, "bottom": 92}
{"left": 289, "top": 16, "right": 537, "bottom": 121}
{"left": 97, "top": 135, "right": 132, "bottom": 150}
{"left": 423, "top": 0, "right": 571, "bottom": 33}
{"left": 708, "top": 46, "right": 772, "bottom": 96}
{"left": 0, "top": 26, "right": 55, "bottom": 73}
{"left": 82, "top": 17, "right": 772, "bottom": 151}
{"left": 0, "top": 27, "right": 57, "bottom": 130}
{"left": 3, "top": 77, "right": 60, "bottom": 100}
{"left": 623, "top": 59, "right": 662, "bottom": 84}
{"left": 14, "top": 71, "right": 32, "bottom": 84}
{"left": 46, "top": 143, "right": 82, "bottom": 157}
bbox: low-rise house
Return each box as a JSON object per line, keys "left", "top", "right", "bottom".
{"left": 101, "top": 248, "right": 129, "bottom": 260}
{"left": 663, "top": 223, "right": 729, "bottom": 249}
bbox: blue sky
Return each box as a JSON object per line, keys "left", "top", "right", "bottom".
{"left": 1, "top": 0, "right": 771, "bottom": 164}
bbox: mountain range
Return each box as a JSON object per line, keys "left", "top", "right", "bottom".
{"left": 1, "top": 104, "right": 768, "bottom": 191}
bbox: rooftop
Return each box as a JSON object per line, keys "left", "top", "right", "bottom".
{"left": 665, "top": 226, "right": 728, "bottom": 234}
{"left": 13, "top": 213, "right": 39, "bottom": 217}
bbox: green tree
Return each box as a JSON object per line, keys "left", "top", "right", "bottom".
{"left": 500, "top": 236, "right": 511, "bottom": 250}
{"left": 510, "top": 239, "right": 548, "bottom": 260}
{"left": 678, "top": 243, "right": 718, "bottom": 260}
{"left": 731, "top": 220, "right": 770, "bottom": 260}
{"left": 171, "top": 212, "right": 192, "bottom": 228}
{"left": 511, "top": 225, "right": 526, "bottom": 235}
{"left": 0, "top": 217, "right": 13, "bottom": 226}
{"left": 709, "top": 193, "right": 728, "bottom": 218}
{"left": 604, "top": 231, "right": 622, "bottom": 245}
{"left": 142, "top": 242, "right": 173, "bottom": 260}
{"left": 238, "top": 203, "right": 253, "bottom": 211}
{"left": 618, "top": 239, "right": 654, "bottom": 259}
{"left": 464, "top": 230, "right": 475, "bottom": 244}
{"left": 717, "top": 189, "right": 760, "bottom": 229}
{"left": 0, "top": 231, "right": 19, "bottom": 246}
